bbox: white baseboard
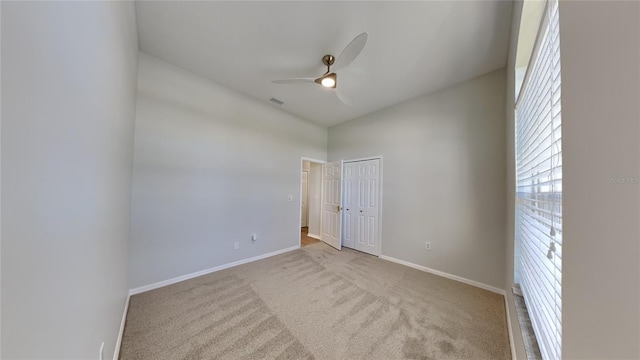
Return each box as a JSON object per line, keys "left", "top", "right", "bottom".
{"left": 505, "top": 293, "right": 517, "bottom": 360}
{"left": 113, "top": 293, "right": 130, "bottom": 360}
{"left": 307, "top": 233, "right": 321, "bottom": 240}
{"left": 378, "top": 255, "right": 506, "bottom": 295}
{"left": 129, "top": 245, "right": 300, "bottom": 296}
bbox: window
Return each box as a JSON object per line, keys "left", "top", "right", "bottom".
{"left": 514, "top": 0, "right": 562, "bottom": 359}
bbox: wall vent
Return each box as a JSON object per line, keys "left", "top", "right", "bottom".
{"left": 269, "top": 98, "right": 284, "bottom": 105}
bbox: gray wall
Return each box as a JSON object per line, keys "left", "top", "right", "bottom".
{"left": 129, "top": 54, "right": 327, "bottom": 289}
{"left": 1, "top": 2, "right": 138, "bottom": 359}
{"left": 329, "top": 70, "right": 507, "bottom": 289}
{"left": 559, "top": 1, "right": 640, "bottom": 358}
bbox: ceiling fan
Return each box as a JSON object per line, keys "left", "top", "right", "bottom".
{"left": 271, "top": 32, "right": 368, "bottom": 106}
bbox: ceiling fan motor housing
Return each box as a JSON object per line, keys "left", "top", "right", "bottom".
{"left": 322, "top": 55, "right": 336, "bottom": 66}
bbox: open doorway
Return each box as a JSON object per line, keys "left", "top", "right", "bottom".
{"left": 300, "top": 158, "right": 324, "bottom": 247}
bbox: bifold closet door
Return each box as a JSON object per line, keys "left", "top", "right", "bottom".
{"left": 343, "top": 159, "right": 380, "bottom": 256}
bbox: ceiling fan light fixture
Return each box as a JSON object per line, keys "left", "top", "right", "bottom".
{"left": 320, "top": 73, "right": 337, "bottom": 88}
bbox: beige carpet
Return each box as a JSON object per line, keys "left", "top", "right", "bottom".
{"left": 120, "top": 242, "right": 510, "bottom": 359}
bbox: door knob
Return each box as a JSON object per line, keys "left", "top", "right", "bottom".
{"left": 336, "top": 205, "right": 342, "bottom": 211}
{"left": 359, "top": 210, "right": 363, "bottom": 213}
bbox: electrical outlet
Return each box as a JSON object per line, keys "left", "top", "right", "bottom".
{"left": 425, "top": 242, "right": 432, "bottom": 251}
{"left": 234, "top": 241, "right": 240, "bottom": 250}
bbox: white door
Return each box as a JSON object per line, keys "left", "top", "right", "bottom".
{"left": 342, "top": 163, "right": 355, "bottom": 249}
{"left": 343, "top": 159, "right": 380, "bottom": 256}
{"left": 301, "top": 170, "right": 309, "bottom": 227}
{"left": 321, "top": 160, "right": 343, "bottom": 250}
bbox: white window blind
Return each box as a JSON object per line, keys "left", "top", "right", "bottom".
{"left": 514, "top": 0, "right": 562, "bottom": 359}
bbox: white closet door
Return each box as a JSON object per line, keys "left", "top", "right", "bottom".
{"left": 343, "top": 159, "right": 380, "bottom": 256}
{"left": 342, "top": 163, "right": 355, "bottom": 249}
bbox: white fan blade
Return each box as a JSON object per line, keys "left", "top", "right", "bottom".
{"left": 272, "top": 78, "right": 315, "bottom": 84}
{"left": 333, "top": 32, "right": 368, "bottom": 72}
{"left": 334, "top": 87, "right": 353, "bottom": 106}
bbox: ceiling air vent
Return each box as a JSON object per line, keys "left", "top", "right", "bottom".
{"left": 269, "top": 97, "right": 284, "bottom": 105}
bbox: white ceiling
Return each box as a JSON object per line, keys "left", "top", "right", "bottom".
{"left": 135, "top": 1, "right": 513, "bottom": 127}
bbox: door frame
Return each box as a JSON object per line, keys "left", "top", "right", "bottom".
{"left": 342, "top": 156, "right": 383, "bottom": 257}
{"left": 299, "top": 157, "right": 326, "bottom": 248}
